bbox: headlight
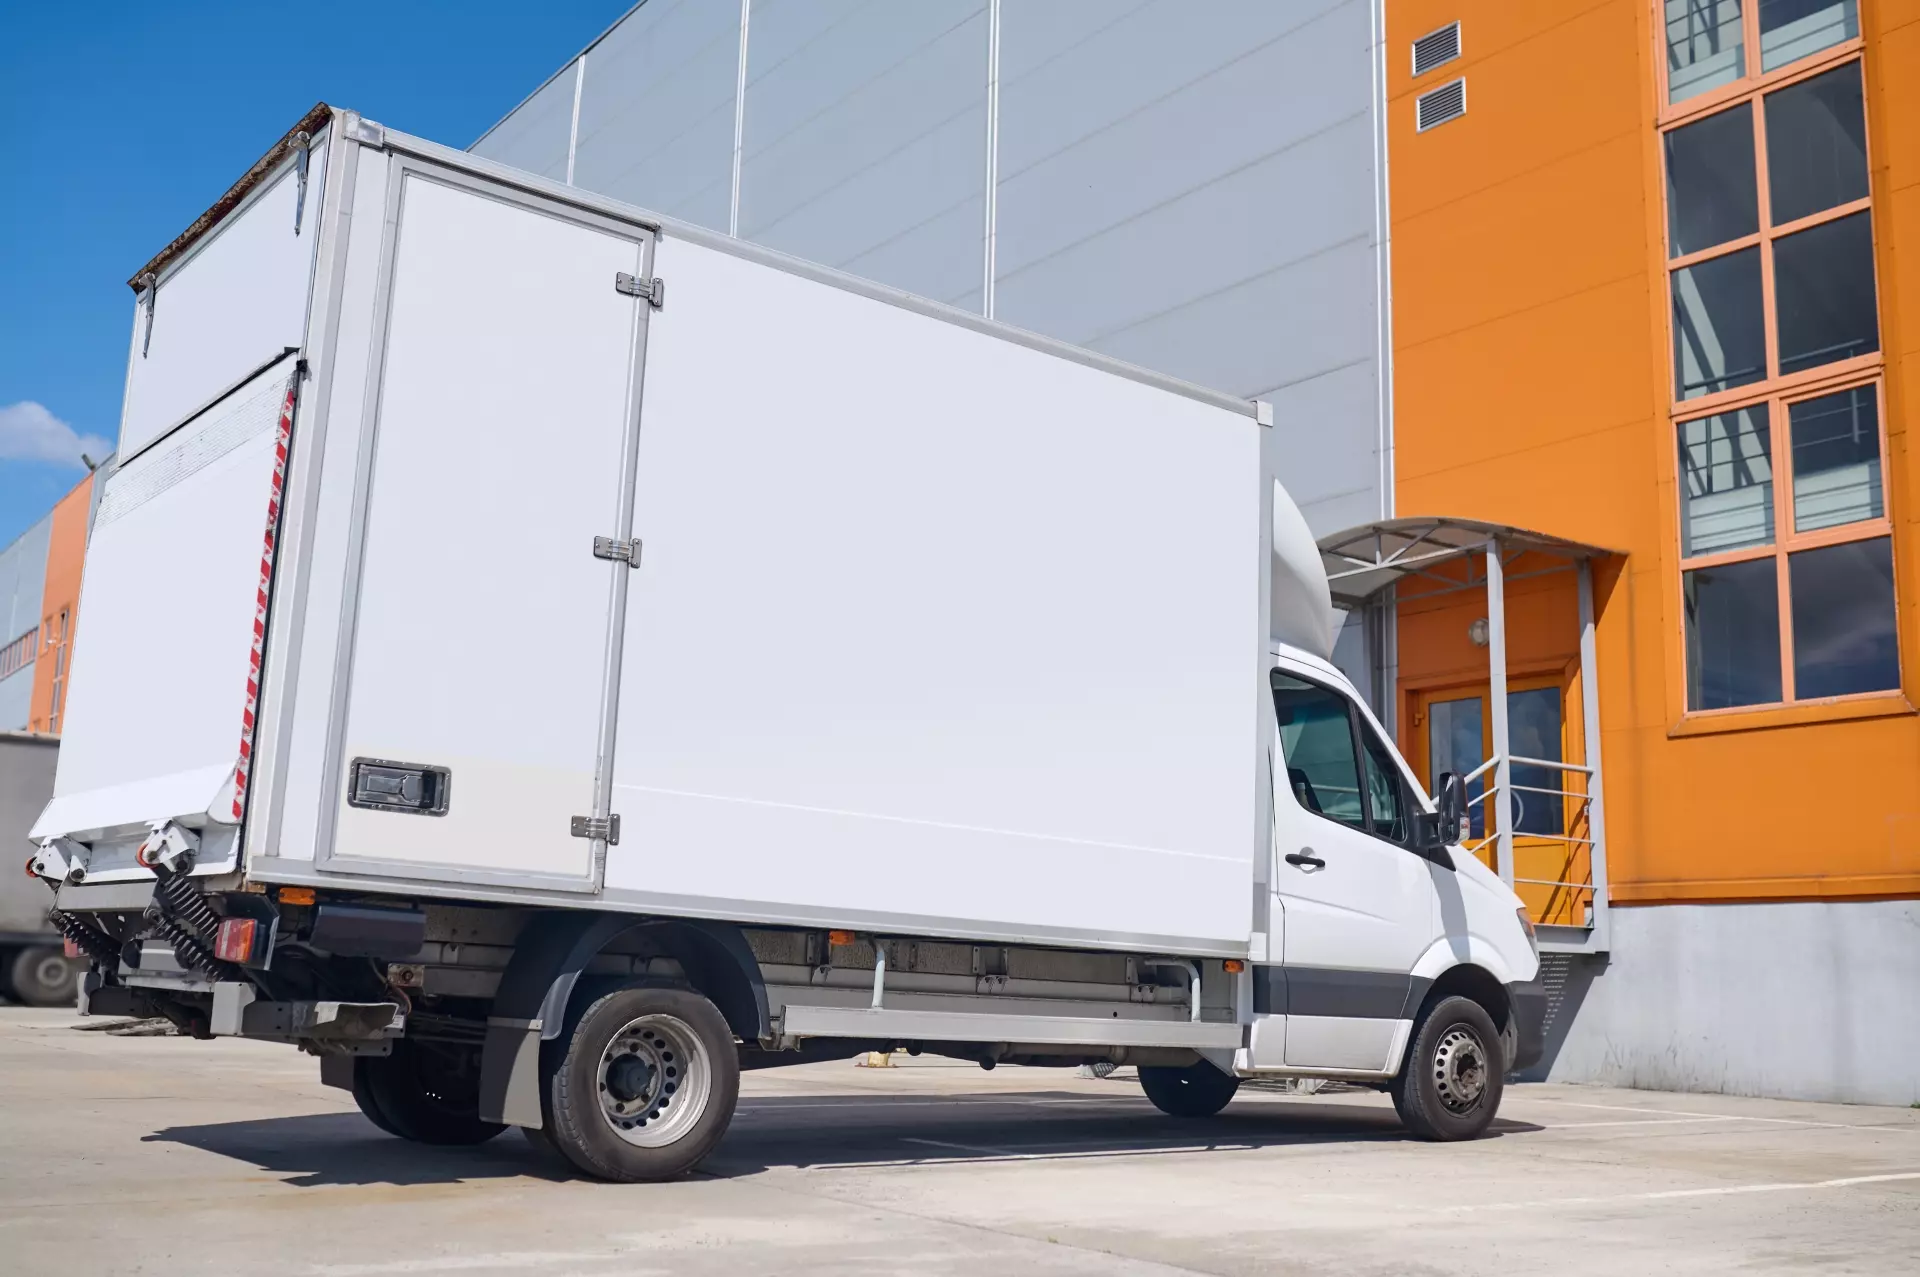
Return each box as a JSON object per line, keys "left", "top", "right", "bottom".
{"left": 1516, "top": 906, "right": 1538, "bottom": 957}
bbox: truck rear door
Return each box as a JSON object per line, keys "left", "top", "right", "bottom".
{"left": 314, "top": 158, "right": 655, "bottom": 892}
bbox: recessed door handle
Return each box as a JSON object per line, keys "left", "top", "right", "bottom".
{"left": 1285, "top": 851, "right": 1326, "bottom": 869}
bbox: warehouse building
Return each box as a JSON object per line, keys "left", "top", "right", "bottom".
{"left": 0, "top": 471, "right": 96, "bottom": 735}
{"left": 470, "top": 0, "right": 1917, "bottom": 1104}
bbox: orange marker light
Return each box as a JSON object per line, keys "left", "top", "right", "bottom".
{"left": 278, "top": 887, "right": 316, "bottom": 906}
{"left": 1223, "top": 959, "right": 1245, "bottom": 974}
{"left": 827, "top": 929, "right": 856, "bottom": 946}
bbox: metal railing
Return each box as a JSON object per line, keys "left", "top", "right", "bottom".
{"left": 1459, "top": 753, "right": 1607, "bottom": 945}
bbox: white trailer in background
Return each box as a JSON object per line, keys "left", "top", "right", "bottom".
{"left": 34, "top": 106, "right": 1544, "bottom": 1181}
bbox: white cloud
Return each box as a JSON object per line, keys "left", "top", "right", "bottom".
{"left": 0, "top": 401, "right": 112, "bottom": 468}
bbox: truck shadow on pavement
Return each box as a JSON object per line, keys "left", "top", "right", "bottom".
{"left": 143, "top": 1090, "right": 1543, "bottom": 1187}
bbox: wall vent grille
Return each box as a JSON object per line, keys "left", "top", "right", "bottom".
{"left": 1416, "top": 78, "right": 1467, "bottom": 132}
{"left": 1413, "top": 22, "right": 1461, "bottom": 76}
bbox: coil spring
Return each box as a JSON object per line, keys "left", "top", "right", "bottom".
{"left": 47, "top": 909, "right": 118, "bottom": 965}
{"left": 151, "top": 915, "right": 226, "bottom": 981}
{"left": 155, "top": 873, "right": 220, "bottom": 939}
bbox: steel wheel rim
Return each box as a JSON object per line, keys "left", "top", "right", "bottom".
{"left": 1432, "top": 1024, "right": 1489, "bottom": 1115}
{"left": 26, "top": 952, "right": 70, "bottom": 994}
{"left": 596, "top": 1013, "right": 710, "bottom": 1148}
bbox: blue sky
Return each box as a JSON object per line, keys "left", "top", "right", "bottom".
{"left": 0, "top": 1, "right": 631, "bottom": 549}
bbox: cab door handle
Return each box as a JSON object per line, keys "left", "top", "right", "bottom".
{"left": 1285, "top": 851, "right": 1326, "bottom": 869}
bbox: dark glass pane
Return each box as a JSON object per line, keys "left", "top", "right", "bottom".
{"left": 1273, "top": 674, "right": 1365, "bottom": 830}
{"left": 1775, "top": 211, "right": 1878, "bottom": 375}
{"left": 1672, "top": 247, "right": 1766, "bottom": 399}
{"left": 1427, "top": 697, "right": 1486, "bottom": 840}
{"left": 1677, "top": 407, "right": 1774, "bottom": 555}
{"left": 1685, "top": 557, "right": 1782, "bottom": 709}
{"left": 1666, "top": 0, "right": 1745, "bottom": 103}
{"left": 1360, "top": 728, "right": 1410, "bottom": 845}
{"left": 1790, "top": 537, "right": 1898, "bottom": 697}
{"left": 1506, "top": 688, "right": 1564, "bottom": 837}
{"left": 1666, "top": 104, "right": 1758, "bottom": 257}
{"left": 1759, "top": 0, "right": 1858, "bottom": 72}
{"left": 1789, "top": 386, "right": 1881, "bottom": 532}
{"left": 1766, "top": 62, "right": 1867, "bottom": 225}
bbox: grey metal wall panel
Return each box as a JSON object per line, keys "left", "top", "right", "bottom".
{"left": 740, "top": 0, "right": 988, "bottom": 307}
{"left": 573, "top": 0, "right": 740, "bottom": 229}
{"left": 471, "top": 61, "right": 576, "bottom": 182}
{"left": 472, "top": 0, "right": 1391, "bottom": 538}
{"left": 995, "top": 0, "right": 1385, "bottom": 535}
{"left": 0, "top": 516, "right": 51, "bottom": 645}
{"left": 0, "top": 674, "right": 33, "bottom": 738}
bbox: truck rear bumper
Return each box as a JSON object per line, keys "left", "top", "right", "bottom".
{"left": 1506, "top": 976, "right": 1549, "bottom": 1074}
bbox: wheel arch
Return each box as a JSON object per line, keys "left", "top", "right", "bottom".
{"left": 477, "top": 911, "right": 767, "bottom": 1127}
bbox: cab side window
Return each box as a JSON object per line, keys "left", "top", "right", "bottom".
{"left": 1274, "top": 671, "right": 1413, "bottom": 848}
{"left": 1273, "top": 673, "right": 1366, "bottom": 832}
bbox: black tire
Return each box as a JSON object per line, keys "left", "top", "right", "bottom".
{"left": 349, "top": 1058, "right": 402, "bottom": 1137}
{"left": 1139, "top": 1060, "right": 1240, "bottom": 1117}
{"left": 1390, "top": 994, "right": 1504, "bottom": 1141}
{"left": 358, "top": 1040, "right": 507, "bottom": 1146}
{"left": 543, "top": 985, "right": 740, "bottom": 1182}
{"left": 8, "top": 946, "right": 80, "bottom": 1007}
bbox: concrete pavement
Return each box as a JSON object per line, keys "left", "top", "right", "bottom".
{"left": 1, "top": 1006, "right": 1915, "bottom": 1275}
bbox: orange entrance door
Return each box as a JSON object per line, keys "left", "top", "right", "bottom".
{"left": 1409, "top": 679, "right": 1591, "bottom": 926}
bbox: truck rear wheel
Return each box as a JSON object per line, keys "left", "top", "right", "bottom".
{"left": 1139, "top": 1060, "right": 1240, "bottom": 1117}
{"left": 542, "top": 985, "right": 739, "bottom": 1182}
{"left": 355, "top": 1040, "right": 506, "bottom": 1146}
{"left": 1390, "top": 994, "right": 1504, "bottom": 1141}
{"left": 7, "top": 946, "right": 80, "bottom": 1007}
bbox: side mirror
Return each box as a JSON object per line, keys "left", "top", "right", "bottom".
{"left": 1435, "top": 771, "right": 1467, "bottom": 845}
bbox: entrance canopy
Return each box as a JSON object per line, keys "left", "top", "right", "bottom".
{"left": 1314, "top": 515, "right": 1622, "bottom": 955}
{"left": 1317, "top": 516, "right": 1617, "bottom": 610}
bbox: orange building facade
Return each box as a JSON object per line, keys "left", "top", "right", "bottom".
{"left": 1371, "top": 0, "right": 1918, "bottom": 1101}
{"left": 0, "top": 470, "right": 94, "bottom": 736}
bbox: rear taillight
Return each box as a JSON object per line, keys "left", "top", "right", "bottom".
{"left": 215, "top": 916, "right": 258, "bottom": 963}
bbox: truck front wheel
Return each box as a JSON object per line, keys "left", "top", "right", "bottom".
{"left": 7, "top": 946, "right": 80, "bottom": 1007}
{"left": 1390, "top": 995, "right": 1504, "bottom": 1141}
{"left": 542, "top": 985, "right": 740, "bottom": 1182}
{"left": 1139, "top": 1060, "right": 1240, "bottom": 1117}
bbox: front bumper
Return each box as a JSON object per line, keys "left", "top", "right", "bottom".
{"left": 1505, "top": 976, "right": 1549, "bottom": 1073}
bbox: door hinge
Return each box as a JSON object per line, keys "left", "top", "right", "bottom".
{"left": 614, "top": 272, "right": 665, "bottom": 308}
{"left": 570, "top": 814, "right": 621, "bottom": 845}
{"left": 592, "top": 536, "right": 642, "bottom": 567}
{"left": 137, "top": 271, "right": 158, "bottom": 358}
{"left": 291, "top": 129, "right": 312, "bottom": 236}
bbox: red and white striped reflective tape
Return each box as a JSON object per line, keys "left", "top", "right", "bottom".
{"left": 232, "top": 381, "right": 298, "bottom": 822}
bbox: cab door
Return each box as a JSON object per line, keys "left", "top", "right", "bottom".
{"left": 1268, "top": 667, "right": 1442, "bottom": 1071}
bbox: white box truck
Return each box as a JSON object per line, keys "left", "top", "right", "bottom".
{"left": 32, "top": 106, "right": 1545, "bottom": 1181}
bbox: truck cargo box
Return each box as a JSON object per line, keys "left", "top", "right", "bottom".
{"left": 36, "top": 106, "right": 1328, "bottom": 957}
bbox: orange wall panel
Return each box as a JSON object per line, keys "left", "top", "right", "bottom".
{"left": 27, "top": 472, "right": 92, "bottom": 734}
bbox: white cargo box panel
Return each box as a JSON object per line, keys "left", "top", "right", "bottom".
{"left": 602, "top": 238, "right": 1266, "bottom": 951}
{"left": 119, "top": 120, "right": 327, "bottom": 462}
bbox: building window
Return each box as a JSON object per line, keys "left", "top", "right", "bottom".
{"left": 1678, "top": 384, "right": 1895, "bottom": 709}
{"left": 1665, "top": 1, "right": 1858, "bottom": 105}
{"left": 1661, "top": 17, "right": 1886, "bottom": 714}
{"left": 47, "top": 608, "right": 69, "bottom": 734}
{"left": 0, "top": 627, "right": 36, "bottom": 681}
{"left": 1665, "top": 59, "right": 1875, "bottom": 404}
